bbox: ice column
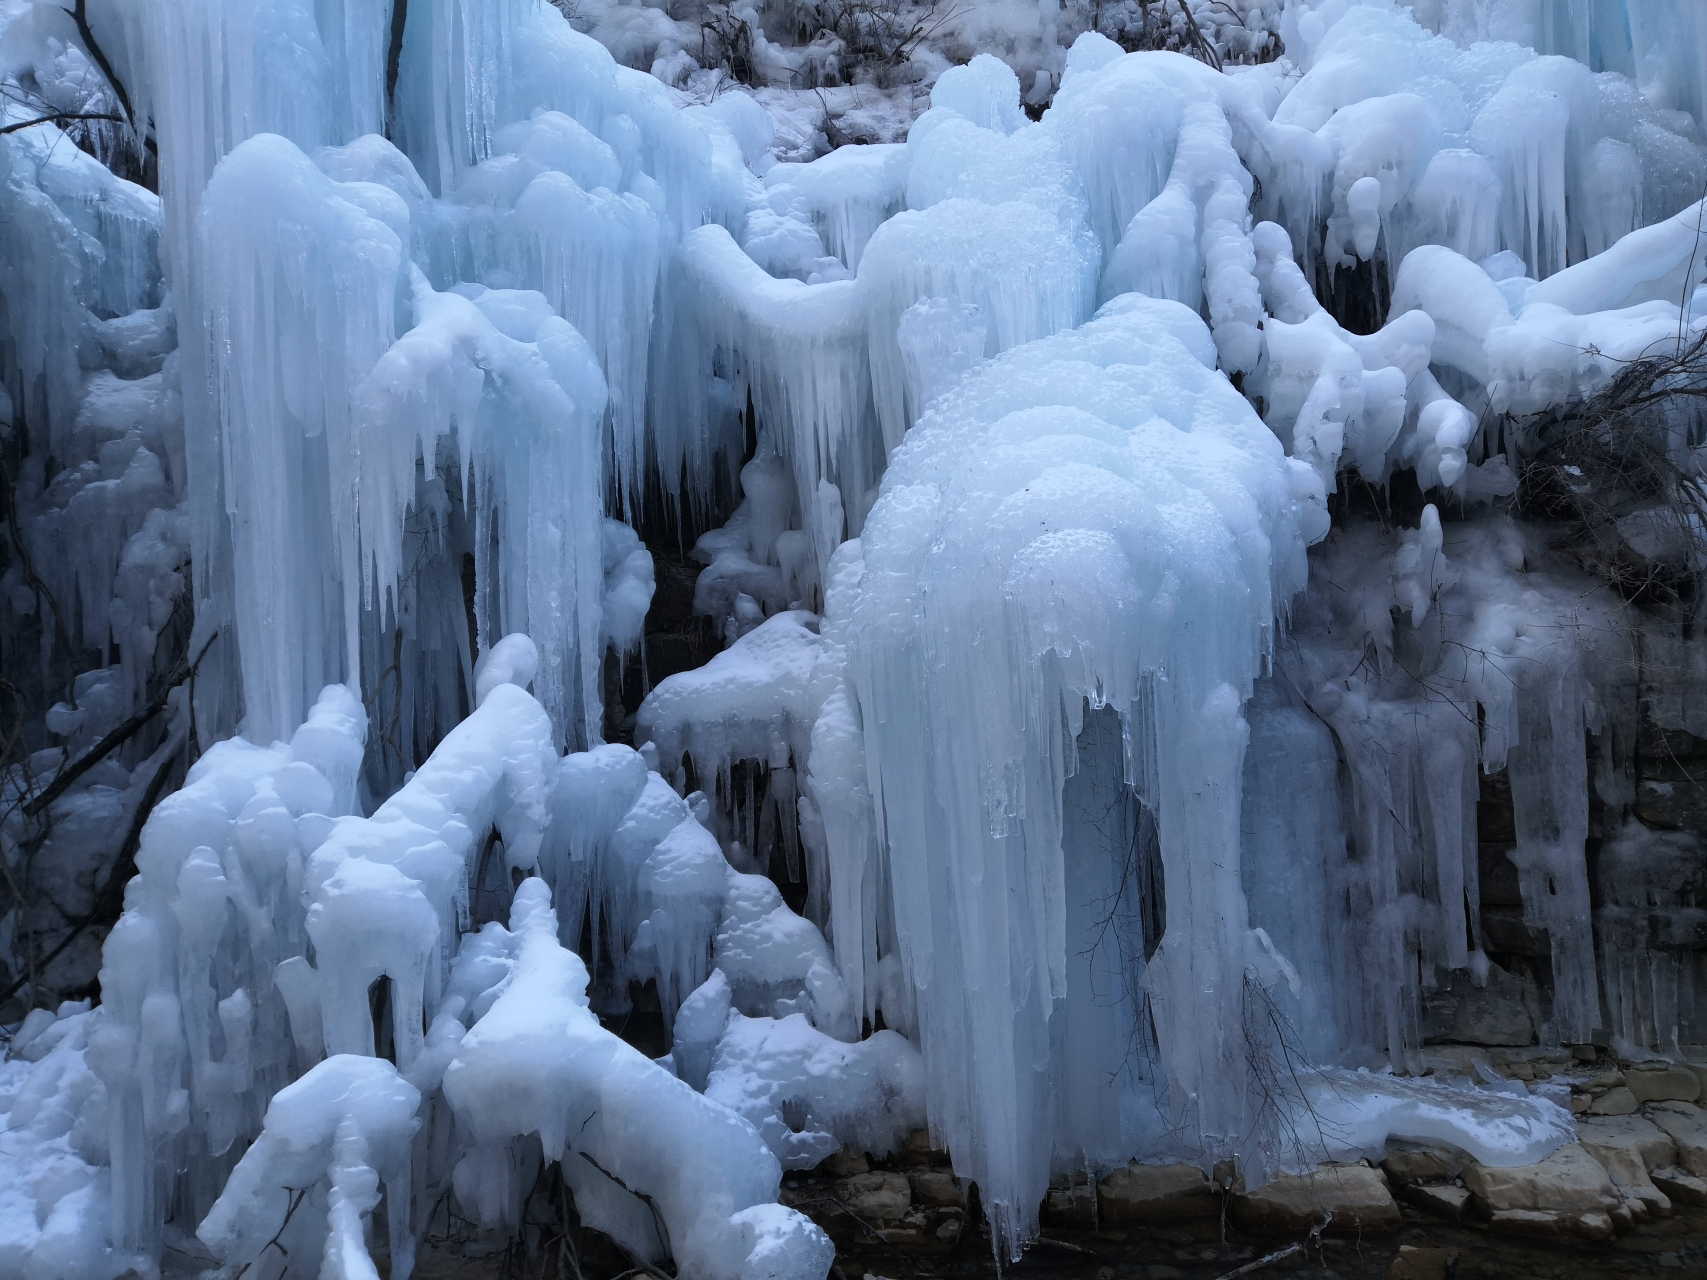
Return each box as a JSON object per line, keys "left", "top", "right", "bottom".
{"left": 846, "top": 295, "right": 1317, "bottom": 1254}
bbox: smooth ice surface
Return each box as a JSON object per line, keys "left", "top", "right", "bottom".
{"left": 1293, "top": 1069, "right": 1576, "bottom": 1170}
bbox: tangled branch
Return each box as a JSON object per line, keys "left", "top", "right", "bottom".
{"left": 1513, "top": 327, "right": 1707, "bottom": 613}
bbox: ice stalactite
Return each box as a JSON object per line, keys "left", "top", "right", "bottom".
{"left": 1595, "top": 821, "right": 1707, "bottom": 1056}
{"left": 842, "top": 293, "right": 1318, "bottom": 1254}
{"left": 93, "top": 0, "right": 731, "bottom": 749}
{"left": 1271, "top": 1, "right": 1707, "bottom": 298}
{"left": 636, "top": 546, "right": 902, "bottom": 1032}
{"left": 441, "top": 109, "right": 663, "bottom": 518}
{"left": 0, "top": 115, "right": 161, "bottom": 455}
{"left": 195, "top": 120, "right": 618, "bottom": 748}
{"left": 120, "top": 0, "right": 385, "bottom": 738}
{"left": 196, "top": 135, "right": 405, "bottom": 745}
{"left": 864, "top": 56, "right": 1100, "bottom": 453}
{"left": 353, "top": 271, "right": 609, "bottom": 747}
{"left": 664, "top": 225, "right": 872, "bottom": 569}
{"left": 1275, "top": 513, "right": 1637, "bottom": 1065}
{"left": 761, "top": 144, "right": 910, "bottom": 273}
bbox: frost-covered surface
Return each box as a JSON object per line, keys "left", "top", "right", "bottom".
{"left": 6, "top": 0, "right": 1707, "bottom": 1275}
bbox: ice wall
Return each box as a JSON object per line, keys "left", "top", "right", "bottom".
{"left": 72, "top": 0, "right": 755, "bottom": 752}
{"left": 1415, "top": 0, "right": 1707, "bottom": 142}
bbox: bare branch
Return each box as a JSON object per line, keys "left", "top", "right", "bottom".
{"left": 62, "top": 0, "right": 134, "bottom": 130}
{"left": 3, "top": 724, "right": 184, "bottom": 1006}
{"left": 0, "top": 111, "right": 127, "bottom": 136}
{"left": 21, "top": 630, "right": 218, "bottom": 820}
{"left": 1213, "top": 1242, "right": 1302, "bottom": 1279}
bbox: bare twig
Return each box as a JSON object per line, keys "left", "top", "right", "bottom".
{"left": 1175, "top": 0, "right": 1224, "bottom": 71}
{"left": 62, "top": 0, "right": 134, "bottom": 129}
{"left": 1513, "top": 325, "right": 1707, "bottom": 613}
{"left": 1212, "top": 1242, "right": 1301, "bottom": 1280}
{"left": 232, "top": 1187, "right": 308, "bottom": 1280}
{"left": 578, "top": 1150, "right": 674, "bottom": 1265}
{"left": 1033, "top": 1235, "right": 1097, "bottom": 1255}
{"left": 0, "top": 111, "right": 127, "bottom": 136}
{"left": 22, "top": 629, "right": 217, "bottom": 819}
{"left": 2, "top": 724, "right": 183, "bottom": 1005}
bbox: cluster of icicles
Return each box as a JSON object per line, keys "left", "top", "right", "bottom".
{"left": 4, "top": 0, "right": 1707, "bottom": 1274}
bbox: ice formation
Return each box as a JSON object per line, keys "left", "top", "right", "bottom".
{"left": 6, "top": 0, "right": 1707, "bottom": 1274}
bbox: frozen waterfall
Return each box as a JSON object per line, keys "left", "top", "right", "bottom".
{"left": 3, "top": 0, "right": 1707, "bottom": 1276}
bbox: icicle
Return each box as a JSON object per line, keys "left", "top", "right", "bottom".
{"left": 844, "top": 294, "right": 1315, "bottom": 1254}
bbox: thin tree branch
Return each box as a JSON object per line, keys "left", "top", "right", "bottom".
{"left": 1213, "top": 1243, "right": 1302, "bottom": 1279}
{"left": 22, "top": 630, "right": 216, "bottom": 819}
{"left": 0, "top": 111, "right": 127, "bottom": 136}
{"left": 1175, "top": 0, "right": 1223, "bottom": 71}
{"left": 63, "top": 0, "right": 134, "bottom": 129}
{"left": 2, "top": 725, "right": 182, "bottom": 1005}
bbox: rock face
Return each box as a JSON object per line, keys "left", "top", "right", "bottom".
{"left": 1420, "top": 963, "right": 1536, "bottom": 1046}
{"left": 1651, "top": 1103, "right": 1707, "bottom": 1175}
{"left": 1462, "top": 1143, "right": 1620, "bottom": 1238}
{"left": 1379, "top": 1144, "right": 1470, "bottom": 1222}
{"left": 1228, "top": 1165, "right": 1399, "bottom": 1235}
{"left": 1385, "top": 1246, "right": 1459, "bottom": 1280}
{"left": 1588, "top": 1086, "right": 1639, "bottom": 1115}
{"left": 1487, "top": 1207, "right": 1614, "bottom": 1240}
{"left": 1041, "top": 1181, "right": 1097, "bottom": 1229}
{"left": 1097, "top": 1163, "right": 1218, "bottom": 1223}
{"left": 1576, "top": 1114, "right": 1677, "bottom": 1216}
{"left": 821, "top": 1146, "right": 870, "bottom": 1177}
{"left": 1653, "top": 1166, "right": 1707, "bottom": 1206}
{"left": 1625, "top": 1067, "right": 1702, "bottom": 1104}
{"left": 835, "top": 1172, "right": 911, "bottom": 1223}
{"left": 788, "top": 1133, "right": 970, "bottom": 1252}
{"left": 1398, "top": 1183, "right": 1471, "bottom": 1220}
{"left": 910, "top": 1171, "right": 964, "bottom": 1208}
{"left": 1380, "top": 1147, "right": 1461, "bottom": 1185}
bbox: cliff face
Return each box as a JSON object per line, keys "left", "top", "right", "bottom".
{"left": 1250, "top": 508, "right": 1707, "bottom": 1065}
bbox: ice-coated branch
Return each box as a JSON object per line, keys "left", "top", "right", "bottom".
{"left": 197, "top": 1055, "right": 422, "bottom": 1280}
{"left": 441, "top": 876, "right": 834, "bottom": 1280}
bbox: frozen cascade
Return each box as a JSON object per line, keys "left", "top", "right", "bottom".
{"left": 842, "top": 292, "right": 1319, "bottom": 1251}
{"left": 95, "top": 684, "right": 370, "bottom": 1260}
{"left": 1272, "top": 512, "right": 1641, "bottom": 1064}
{"left": 197, "top": 1055, "right": 423, "bottom": 1280}
{"left": 195, "top": 135, "right": 406, "bottom": 747}
{"left": 69, "top": 650, "right": 866, "bottom": 1279}
{"left": 86, "top": 0, "right": 741, "bottom": 749}
{"left": 761, "top": 144, "right": 910, "bottom": 274}
{"left": 662, "top": 226, "right": 872, "bottom": 564}
{"left": 13, "top": 0, "right": 1707, "bottom": 1275}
